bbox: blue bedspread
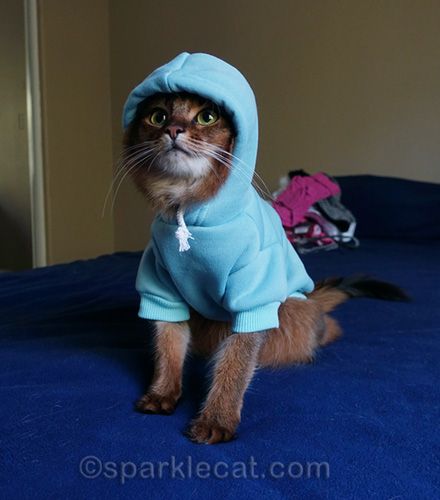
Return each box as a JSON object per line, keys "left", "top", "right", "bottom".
{"left": 1, "top": 177, "right": 439, "bottom": 499}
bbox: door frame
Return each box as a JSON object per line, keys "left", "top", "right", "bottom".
{"left": 24, "top": 0, "right": 47, "bottom": 267}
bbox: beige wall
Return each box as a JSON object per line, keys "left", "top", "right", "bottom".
{"left": 37, "top": 0, "right": 440, "bottom": 262}
{"left": 0, "top": 0, "right": 32, "bottom": 270}
{"left": 108, "top": 0, "right": 440, "bottom": 253}
{"left": 38, "top": 0, "right": 114, "bottom": 264}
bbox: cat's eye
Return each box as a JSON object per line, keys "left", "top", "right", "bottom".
{"left": 149, "top": 109, "right": 168, "bottom": 127}
{"left": 196, "top": 109, "right": 219, "bottom": 126}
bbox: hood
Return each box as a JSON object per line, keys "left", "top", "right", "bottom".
{"left": 122, "top": 52, "right": 259, "bottom": 226}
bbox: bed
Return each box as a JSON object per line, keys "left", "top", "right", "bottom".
{"left": 1, "top": 175, "right": 439, "bottom": 499}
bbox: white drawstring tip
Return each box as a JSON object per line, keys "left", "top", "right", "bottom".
{"left": 175, "top": 207, "right": 194, "bottom": 252}
{"left": 175, "top": 226, "right": 194, "bottom": 252}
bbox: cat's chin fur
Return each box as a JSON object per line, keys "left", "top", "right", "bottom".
{"left": 129, "top": 146, "right": 231, "bottom": 218}
{"left": 142, "top": 173, "right": 210, "bottom": 219}
{"left": 156, "top": 149, "right": 212, "bottom": 179}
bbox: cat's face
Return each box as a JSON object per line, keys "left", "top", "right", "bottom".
{"left": 123, "top": 92, "right": 235, "bottom": 212}
{"left": 124, "top": 92, "right": 235, "bottom": 178}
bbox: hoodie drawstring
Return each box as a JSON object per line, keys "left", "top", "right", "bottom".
{"left": 175, "top": 207, "right": 194, "bottom": 252}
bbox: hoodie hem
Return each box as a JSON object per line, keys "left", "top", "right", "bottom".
{"left": 138, "top": 294, "right": 190, "bottom": 322}
{"left": 231, "top": 302, "right": 281, "bottom": 333}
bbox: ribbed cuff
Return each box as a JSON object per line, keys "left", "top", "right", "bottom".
{"left": 232, "top": 302, "right": 281, "bottom": 333}
{"left": 138, "top": 294, "right": 190, "bottom": 322}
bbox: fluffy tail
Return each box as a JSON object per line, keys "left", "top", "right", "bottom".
{"left": 309, "top": 275, "right": 410, "bottom": 313}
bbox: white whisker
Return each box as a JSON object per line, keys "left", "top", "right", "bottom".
{"left": 101, "top": 144, "right": 160, "bottom": 217}
{"left": 110, "top": 151, "right": 157, "bottom": 213}
{"left": 183, "top": 138, "right": 271, "bottom": 200}
{"left": 184, "top": 137, "right": 273, "bottom": 200}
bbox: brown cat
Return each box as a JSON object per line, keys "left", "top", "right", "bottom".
{"left": 122, "top": 92, "right": 407, "bottom": 444}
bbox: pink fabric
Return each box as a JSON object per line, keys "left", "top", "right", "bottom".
{"left": 273, "top": 173, "right": 340, "bottom": 227}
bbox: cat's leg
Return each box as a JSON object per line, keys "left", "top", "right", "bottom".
{"left": 136, "top": 321, "right": 190, "bottom": 415}
{"left": 258, "top": 298, "right": 341, "bottom": 367}
{"left": 187, "top": 332, "right": 264, "bottom": 444}
{"left": 188, "top": 311, "right": 230, "bottom": 357}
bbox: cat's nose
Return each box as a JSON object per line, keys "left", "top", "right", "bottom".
{"left": 166, "top": 125, "right": 185, "bottom": 140}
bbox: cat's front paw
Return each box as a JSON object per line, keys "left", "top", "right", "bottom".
{"left": 135, "top": 391, "right": 180, "bottom": 415}
{"left": 187, "top": 415, "right": 238, "bottom": 444}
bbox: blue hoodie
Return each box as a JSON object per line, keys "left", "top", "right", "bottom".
{"left": 123, "top": 52, "right": 314, "bottom": 333}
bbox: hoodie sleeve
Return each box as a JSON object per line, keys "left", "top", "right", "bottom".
{"left": 222, "top": 240, "right": 288, "bottom": 333}
{"left": 221, "top": 214, "right": 315, "bottom": 333}
{"left": 136, "top": 245, "right": 190, "bottom": 322}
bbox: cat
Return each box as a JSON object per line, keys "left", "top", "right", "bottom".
{"left": 122, "top": 90, "right": 407, "bottom": 444}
